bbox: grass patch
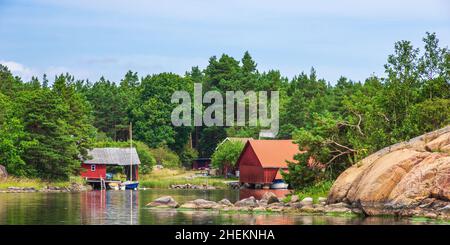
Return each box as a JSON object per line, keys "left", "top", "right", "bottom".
{"left": 291, "top": 181, "right": 333, "bottom": 204}
{"left": 0, "top": 176, "right": 84, "bottom": 190}
{"left": 139, "top": 168, "right": 235, "bottom": 189}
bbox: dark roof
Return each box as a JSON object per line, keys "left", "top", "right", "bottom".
{"left": 83, "top": 148, "right": 141, "bottom": 165}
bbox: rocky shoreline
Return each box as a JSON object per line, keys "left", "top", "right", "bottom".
{"left": 169, "top": 183, "right": 217, "bottom": 190}
{"left": 0, "top": 183, "right": 92, "bottom": 193}
{"left": 146, "top": 193, "right": 361, "bottom": 216}
{"left": 146, "top": 192, "right": 449, "bottom": 220}
{"left": 328, "top": 126, "right": 450, "bottom": 220}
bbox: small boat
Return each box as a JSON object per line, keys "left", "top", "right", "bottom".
{"left": 123, "top": 181, "right": 139, "bottom": 190}
{"left": 270, "top": 179, "right": 289, "bottom": 189}
{"left": 122, "top": 122, "right": 139, "bottom": 191}
{"left": 108, "top": 182, "right": 120, "bottom": 190}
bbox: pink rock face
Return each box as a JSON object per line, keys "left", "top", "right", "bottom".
{"left": 347, "top": 150, "right": 430, "bottom": 204}
{"left": 388, "top": 154, "right": 450, "bottom": 206}
{"left": 327, "top": 126, "right": 450, "bottom": 217}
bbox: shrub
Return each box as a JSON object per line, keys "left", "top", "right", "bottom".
{"left": 211, "top": 141, "right": 244, "bottom": 169}
{"left": 149, "top": 145, "right": 181, "bottom": 168}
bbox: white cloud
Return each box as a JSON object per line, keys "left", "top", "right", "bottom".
{"left": 0, "top": 60, "right": 36, "bottom": 81}
{"left": 0, "top": 60, "right": 93, "bottom": 83}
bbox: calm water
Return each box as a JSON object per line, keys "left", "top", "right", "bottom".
{"left": 0, "top": 190, "right": 443, "bottom": 225}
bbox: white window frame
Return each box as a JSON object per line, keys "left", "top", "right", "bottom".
{"left": 91, "top": 164, "right": 96, "bottom": 172}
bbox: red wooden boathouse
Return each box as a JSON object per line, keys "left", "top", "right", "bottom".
{"left": 237, "top": 140, "right": 301, "bottom": 185}
{"left": 81, "top": 148, "right": 140, "bottom": 181}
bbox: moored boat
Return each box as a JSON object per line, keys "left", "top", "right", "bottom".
{"left": 123, "top": 181, "right": 139, "bottom": 190}
{"left": 270, "top": 179, "right": 288, "bottom": 189}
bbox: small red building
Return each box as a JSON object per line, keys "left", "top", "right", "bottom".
{"left": 81, "top": 148, "right": 140, "bottom": 181}
{"left": 237, "top": 140, "right": 301, "bottom": 185}
{"left": 192, "top": 158, "right": 211, "bottom": 170}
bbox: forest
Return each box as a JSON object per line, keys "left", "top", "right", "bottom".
{"left": 0, "top": 32, "right": 449, "bottom": 189}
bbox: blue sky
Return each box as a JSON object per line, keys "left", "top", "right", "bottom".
{"left": 0, "top": 0, "right": 449, "bottom": 84}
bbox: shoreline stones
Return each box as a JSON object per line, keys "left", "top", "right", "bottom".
{"left": 260, "top": 192, "right": 279, "bottom": 205}
{"left": 146, "top": 195, "right": 367, "bottom": 217}
{"left": 218, "top": 198, "right": 233, "bottom": 206}
{"left": 0, "top": 183, "right": 92, "bottom": 193}
{"left": 235, "top": 196, "right": 258, "bottom": 208}
{"left": 180, "top": 199, "right": 218, "bottom": 209}
{"left": 170, "top": 184, "right": 216, "bottom": 190}
{"left": 227, "top": 182, "right": 241, "bottom": 189}
{"left": 146, "top": 196, "right": 179, "bottom": 208}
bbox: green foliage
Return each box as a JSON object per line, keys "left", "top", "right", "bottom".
{"left": 178, "top": 145, "right": 199, "bottom": 168}
{"left": 211, "top": 141, "right": 245, "bottom": 169}
{"left": 16, "top": 89, "right": 81, "bottom": 179}
{"left": 283, "top": 32, "right": 450, "bottom": 190}
{"left": 0, "top": 65, "right": 22, "bottom": 96}
{"left": 293, "top": 180, "right": 333, "bottom": 203}
{"left": 0, "top": 32, "right": 448, "bottom": 186}
{"left": 402, "top": 98, "right": 450, "bottom": 137}
{"left": 132, "top": 73, "right": 193, "bottom": 149}
{"left": 149, "top": 146, "right": 181, "bottom": 169}
{"left": 0, "top": 68, "right": 95, "bottom": 180}
{"left": 0, "top": 93, "right": 29, "bottom": 176}
{"left": 198, "top": 126, "right": 227, "bottom": 157}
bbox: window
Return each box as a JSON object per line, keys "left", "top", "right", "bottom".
{"left": 91, "top": 165, "right": 96, "bottom": 172}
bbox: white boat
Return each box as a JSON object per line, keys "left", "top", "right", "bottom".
{"left": 270, "top": 180, "right": 289, "bottom": 189}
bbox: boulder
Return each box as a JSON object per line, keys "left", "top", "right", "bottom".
{"left": 268, "top": 202, "right": 285, "bottom": 208}
{"left": 179, "top": 202, "right": 197, "bottom": 209}
{"left": 68, "top": 183, "right": 90, "bottom": 192}
{"left": 327, "top": 126, "right": 450, "bottom": 218}
{"left": 388, "top": 154, "right": 450, "bottom": 207}
{"left": 300, "top": 197, "right": 313, "bottom": 206}
{"left": 300, "top": 205, "right": 315, "bottom": 213}
{"left": 324, "top": 202, "right": 352, "bottom": 213}
{"left": 312, "top": 204, "right": 325, "bottom": 213}
{"left": 146, "top": 196, "right": 179, "bottom": 208}
{"left": 267, "top": 206, "right": 284, "bottom": 212}
{"left": 318, "top": 197, "right": 327, "bottom": 205}
{"left": 218, "top": 198, "right": 234, "bottom": 206}
{"left": 252, "top": 206, "right": 267, "bottom": 212}
{"left": 235, "top": 196, "right": 258, "bottom": 208}
{"left": 261, "top": 192, "right": 279, "bottom": 204}
{"left": 425, "top": 132, "right": 450, "bottom": 153}
{"left": 289, "top": 202, "right": 303, "bottom": 209}
{"left": 180, "top": 199, "right": 217, "bottom": 209}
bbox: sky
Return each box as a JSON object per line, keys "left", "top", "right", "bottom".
{"left": 0, "top": 0, "right": 449, "bottom": 84}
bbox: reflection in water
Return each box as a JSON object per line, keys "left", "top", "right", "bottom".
{"left": 80, "top": 190, "right": 139, "bottom": 225}
{"left": 0, "top": 190, "right": 444, "bottom": 225}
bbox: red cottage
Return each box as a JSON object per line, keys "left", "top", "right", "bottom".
{"left": 81, "top": 148, "right": 140, "bottom": 182}
{"left": 237, "top": 140, "right": 301, "bottom": 187}
{"left": 192, "top": 158, "right": 211, "bottom": 170}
